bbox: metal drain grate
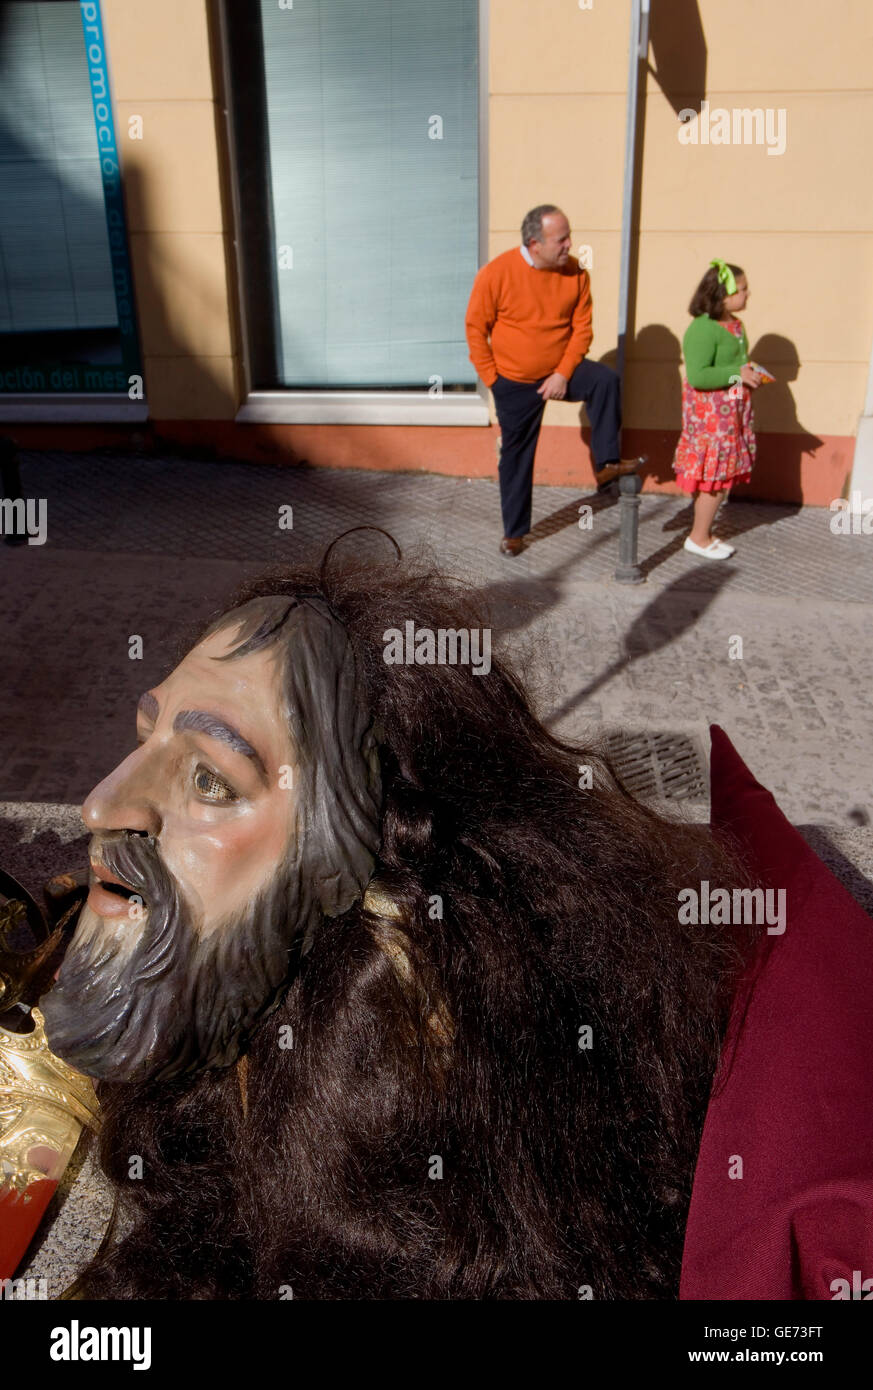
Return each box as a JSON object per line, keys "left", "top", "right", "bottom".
{"left": 603, "top": 731, "right": 708, "bottom": 801}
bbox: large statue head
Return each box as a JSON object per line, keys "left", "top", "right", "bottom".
{"left": 38, "top": 554, "right": 752, "bottom": 1300}
{"left": 41, "top": 592, "right": 381, "bottom": 1082}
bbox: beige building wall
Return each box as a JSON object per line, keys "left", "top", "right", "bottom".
{"left": 102, "top": 0, "right": 240, "bottom": 420}
{"left": 100, "top": 0, "right": 873, "bottom": 478}
{"left": 491, "top": 0, "right": 873, "bottom": 442}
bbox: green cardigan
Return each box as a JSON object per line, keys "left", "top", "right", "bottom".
{"left": 683, "top": 314, "right": 749, "bottom": 389}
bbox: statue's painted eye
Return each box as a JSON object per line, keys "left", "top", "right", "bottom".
{"left": 194, "top": 767, "right": 238, "bottom": 803}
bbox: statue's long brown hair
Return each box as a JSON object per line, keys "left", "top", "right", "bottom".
{"left": 82, "top": 556, "right": 752, "bottom": 1300}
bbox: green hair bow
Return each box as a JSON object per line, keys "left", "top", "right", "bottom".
{"left": 710, "top": 259, "right": 737, "bottom": 296}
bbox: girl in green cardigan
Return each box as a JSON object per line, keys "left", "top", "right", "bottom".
{"left": 673, "top": 260, "right": 763, "bottom": 560}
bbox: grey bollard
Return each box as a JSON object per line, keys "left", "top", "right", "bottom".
{"left": 614, "top": 470, "right": 644, "bottom": 584}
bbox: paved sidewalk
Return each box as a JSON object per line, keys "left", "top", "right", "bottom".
{"left": 2, "top": 444, "right": 872, "bottom": 1295}
{"left": 0, "top": 446, "right": 870, "bottom": 843}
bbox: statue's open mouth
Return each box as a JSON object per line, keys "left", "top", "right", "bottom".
{"left": 87, "top": 861, "right": 146, "bottom": 919}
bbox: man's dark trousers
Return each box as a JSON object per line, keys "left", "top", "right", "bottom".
{"left": 492, "top": 359, "right": 622, "bottom": 539}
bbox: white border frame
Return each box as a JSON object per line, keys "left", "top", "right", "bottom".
{"left": 217, "top": 0, "right": 490, "bottom": 427}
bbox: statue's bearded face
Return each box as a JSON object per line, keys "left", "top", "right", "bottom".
{"left": 89, "top": 628, "right": 298, "bottom": 935}
{"left": 41, "top": 626, "right": 299, "bottom": 1082}
{"left": 40, "top": 598, "right": 382, "bottom": 1084}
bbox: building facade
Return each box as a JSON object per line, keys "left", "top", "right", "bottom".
{"left": 1, "top": 0, "right": 871, "bottom": 505}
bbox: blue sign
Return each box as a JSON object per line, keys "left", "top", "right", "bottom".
{"left": 78, "top": 0, "right": 141, "bottom": 384}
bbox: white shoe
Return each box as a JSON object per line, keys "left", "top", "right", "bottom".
{"left": 683, "top": 536, "right": 736, "bottom": 560}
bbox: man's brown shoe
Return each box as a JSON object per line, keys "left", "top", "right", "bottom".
{"left": 594, "top": 457, "right": 644, "bottom": 490}
{"left": 499, "top": 536, "right": 524, "bottom": 556}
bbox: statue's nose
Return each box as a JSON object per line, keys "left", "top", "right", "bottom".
{"left": 81, "top": 746, "right": 162, "bottom": 840}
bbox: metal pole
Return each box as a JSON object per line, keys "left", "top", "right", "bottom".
{"left": 614, "top": 472, "right": 644, "bottom": 584}
{"left": 616, "top": 0, "right": 650, "bottom": 385}
{"left": 613, "top": 1, "right": 650, "bottom": 584}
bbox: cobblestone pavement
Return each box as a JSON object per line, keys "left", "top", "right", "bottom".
{"left": 0, "top": 447, "right": 871, "bottom": 841}
{"left": 2, "top": 444, "right": 872, "bottom": 1289}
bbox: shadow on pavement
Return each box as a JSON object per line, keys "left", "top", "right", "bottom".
{"left": 526, "top": 488, "right": 618, "bottom": 544}
{"left": 545, "top": 565, "right": 735, "bottom": 724}
{"left": 798, "top": 826, "right": 873, "bottom": 919}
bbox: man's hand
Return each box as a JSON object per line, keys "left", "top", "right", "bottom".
{"left": 537, "top": 372, "right": 568, "bottom": 401}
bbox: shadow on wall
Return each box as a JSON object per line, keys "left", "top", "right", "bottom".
{"left": 118, "top": 159, "right": 240, "bottom": 456}
{"left": 734, "top": 333, "right": 823, "bottom": 504}
{"left": 647, "top": 0, "right": 707, "bottom": 117}
{"left": 599, "top": 322, "right": 683, "bottom": 447}
{"left": 615, "top": 0, "right": 706, "bottom": 386}
{"left": 597, "top": 323, "right": 820, "bottom": 509}
{"left": 608, "top": 0, "right": 825, "bottom": 507}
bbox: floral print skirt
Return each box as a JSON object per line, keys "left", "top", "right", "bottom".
{"left": 672, "top": 379, "right": 756, "bottom": 495}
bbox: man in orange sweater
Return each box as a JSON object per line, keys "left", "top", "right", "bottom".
{"left": 465, "top": 205, "right": 639, "bottom": 555}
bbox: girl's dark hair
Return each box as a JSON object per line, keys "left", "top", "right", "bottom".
{"left": 689, "top": 263, "right": 744, "bottom": 319}
{"left": 83, "top": 556, "right": 756, "bottom": 1301}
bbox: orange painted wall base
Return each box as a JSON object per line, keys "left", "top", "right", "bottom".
{"left": 1, "top": 419, "right": 854, "bottom": 507}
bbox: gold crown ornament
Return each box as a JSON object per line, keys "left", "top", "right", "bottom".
{"left": 0, "top": 869, "right": 99, "bottom": 1279}
{"left": 0, "top": 1006, "right": 99, "bottom": 1199}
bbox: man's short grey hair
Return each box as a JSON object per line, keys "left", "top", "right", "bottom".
{"left": 521, "top": 204, "right": 563, "bottom": 247}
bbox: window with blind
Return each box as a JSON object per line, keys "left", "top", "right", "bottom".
{"left": 224, "top": 0, "right": 480, "bottom": 393}
{"left": 0, "top": 0, "right": 128, "bottom": 391}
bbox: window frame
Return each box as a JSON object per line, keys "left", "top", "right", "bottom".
{"left": 0, "top": 0, "right": 147, "bottom": 423}
{"left": 216, "top": 0, "right": 490, "bottom": 426}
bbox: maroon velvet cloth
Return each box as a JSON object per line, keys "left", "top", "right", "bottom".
{"left": 679, "top": 724, "right": 873, "bottom": 1300}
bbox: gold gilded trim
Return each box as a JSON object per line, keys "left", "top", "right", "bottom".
{"left": 362, "top": 883, "right": 404, "bottom": 921}
{"left": 362, "top": 886, "right": 453, "bottom": 1047}
{"left": 0, "top": 1008, "right": 99, "bottom": 1196}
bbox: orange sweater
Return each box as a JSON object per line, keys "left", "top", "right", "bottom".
{"left": 465, "top": 248, "right": 593, "bottom": 387}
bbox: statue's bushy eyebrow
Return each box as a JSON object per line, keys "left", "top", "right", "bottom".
{"left": 173, "top": 710, "right": 268, "bottom": 780}
{"left": 136, "top": 692, "right": 268, "bottom": 780}
{"left": 137, "top": 691, "right": 159, "bottom": 721}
